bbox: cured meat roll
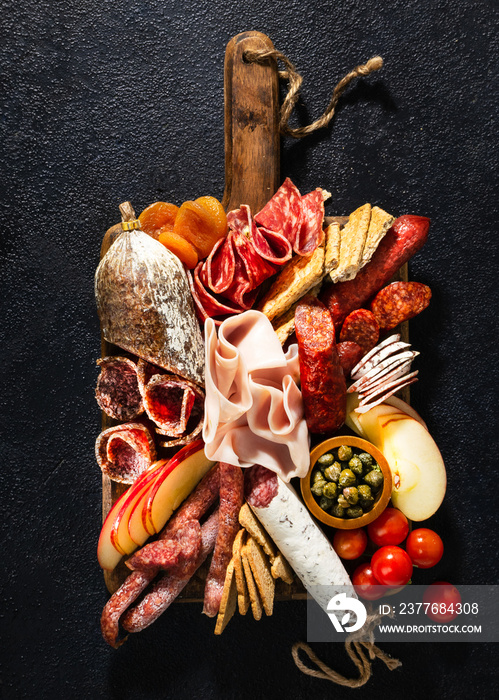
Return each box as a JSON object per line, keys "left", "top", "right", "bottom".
{"left": 95, "top": 356, "right": 143, "bottom": 421}
{"left": 95, "top": 423, "right": 156, "bottom": 484}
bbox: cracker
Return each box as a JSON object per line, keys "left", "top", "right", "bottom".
{"left": 359, "top": 206, "right": 394, "bottom": 269}
{"left": 232, "top": 529, "right": 250, "bottom": 616}
{"left": 330, "top": 203, "right": 371, "bottom": 282}
{"left": 323, "top": 222, "right": 341, "bottom": 274}
{"left": 239, "top": 503, "right": 276, "bottom": 560}
{"left": 241, "top": 547, "right": 263, "bottom": 621}
{"left": 243, "top": 537, "right": 275, "bottom": 616}
{"left": 214, "top": 559, "right": 237, "bottom": 635}
{"left": 270, "top": 553, "right": 294, "bottom": 585}
{"left": 257, "top": 244, "right": 325, "bottom": 322}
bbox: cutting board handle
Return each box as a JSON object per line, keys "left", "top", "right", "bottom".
{"left": 222, "top": 31, "right": 280, "bottom": 214}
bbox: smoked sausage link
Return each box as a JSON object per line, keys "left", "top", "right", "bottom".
{"left": 295, "top": 298, "right": 346, "bottom": 433}
{"left": 321, "top": 215, "right": 430, "bottom": 327}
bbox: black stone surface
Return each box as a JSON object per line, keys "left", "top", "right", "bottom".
{"left": 1, "top": 1, "right": 498, "bottom": 698}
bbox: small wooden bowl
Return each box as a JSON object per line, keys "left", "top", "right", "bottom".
{"left": 301, "top": 436, "right": 392, "bottom": 530}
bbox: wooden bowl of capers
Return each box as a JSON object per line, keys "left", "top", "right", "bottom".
{"left": 300, "top": 436, "right": 392, "bottom": 529}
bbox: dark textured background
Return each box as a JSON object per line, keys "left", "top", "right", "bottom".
{"left": 1, "top": 0, "right": 498, "bottom": 698}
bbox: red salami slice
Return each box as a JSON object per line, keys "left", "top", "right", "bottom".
{"left": 296, "top": 188, "right": 325, "bottom": 255}
{"left": 295, "top": 298, "right": 347, "bottom": 434}
{"left": 95, "top": 356, "right": 143, "bottom": 421}
{"left": 339, "top": 309, "right": 380, "bottom": 354}
{"left": 126, "top": 521, "right": 202, "bottom": 572}
{"left": 254, "top": 177, "right": 303, "bottom": 253}
{"left": 370, "top": 281, "right": 432, "bottom": 331}
{"left": 95, "top": 423, "right": 156, "bottom": 484}
{"left": 122, "top": 509, "right": 220, "bottom": 633}
{"left": 337, "top": 341, "right": 364, "bottom": 377}
{"left": 228, "top": 204, "right": 292, "bottom": 264}
{"left": 188, "top": 263, "right": 245, "bottom": 325}
{"left": 202, "top": 462, "right": 244, "bottom": 617}
{"left": 245, "top": 465, "right": 279, "bottom": 508}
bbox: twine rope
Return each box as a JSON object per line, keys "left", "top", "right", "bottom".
{"left": 291, "top": 608, "right": 401, "bottom": 688}
{"left": 243, "top": 48, "right": 383, "bottom": 138}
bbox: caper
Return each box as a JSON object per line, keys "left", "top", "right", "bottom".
{"left": 311, "top": 480, "right": 326, "bottom": 497}
{"left": 372, "top": 462, "right": 381, "bottom": 472}
{"left": 338, "top": 468, "right": 357, "bottom": 489}
{"left": 337, "top": 445, "right": 353, "bottom": 461}
{"left": 364, "top": 469, "right": 384, "bottom": 490}
{"left": 346, "top": 506, "right": 364, "bottom": 519}
{"left": 331, "top": 503, "right": 346, "bottom": 518}
{"left": 358, "top": 452, "right": 373, "bottom": 468}
{"left": 337, "top": 494, "right": 349, "bottom": 509}
{"left": 312, "top": 469, "right": 324, "bottom": 484}
{"left": 360, "top": 497, "right": 374, "bottom": 511}
{"left": 349, "top": 456, "right": 363, "bottom": 475}
{"left": 324, "top": 462, "right": 341, "bottom": 482}
{"left": 322, "top": 482, "right": 337, "bottom": 499}
{"left": 343, "top": 486, "right": 359, "bottom": 505}
{"left": 358, "top": 484, "right": 372, "bottom": 500}
{"left": 320, "top": 495, "right": 334, "bottom": 511}
{"left": 318, "top": 452, "right": 334, "bottom": 469}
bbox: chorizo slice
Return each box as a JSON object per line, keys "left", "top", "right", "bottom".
{"left": 370, "top": 281, "right": 432, "bottom": 331}
{"left": 337, "top": 341, "right": 364, "bottom": 377}
{"left": 339, "top": 309, "right": 380, "bottom": 355}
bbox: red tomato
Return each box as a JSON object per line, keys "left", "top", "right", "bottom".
{"left": 423, "top": 582, "right": 461, "bottom": 622}
{"left": 367, "top": 507, "right": 409, "bottom": 546}
{"left": 406, "top": 528, "right": 444, "bottom": 568}
{"left": 371, "top": 546, "right": 413, "bottom": 587}
{"left": 352, "top": 562, "right": 384, "bottom": 600}
{"left": 332, "top": 528, "right": 368, "bottom": 560}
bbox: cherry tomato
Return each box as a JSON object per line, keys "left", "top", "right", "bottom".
{"left": 371, "top": 545, "right": 413, "bottom": 587}
{"left": 423, "top": 582, "right": 461, "bottom": 622}
{"left": 406, "top": 528, "right": 444, "bottom": 568}
{"left": 367, "top": 507, "right": 409, "bottom": 546}
{"left": 352, "top": 562, "right": 384, "bottom": 600}
{"left": 332, "top": 528, "right": 368, "bottom": 560}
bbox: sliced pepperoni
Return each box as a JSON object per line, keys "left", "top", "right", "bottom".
{"left": 339, "top": 309, "right": 380, "bottom": 355}
{"left": 95, "top": 356, "right": 143, "bottom": 421}
{"left": 370, "top": 281, "right": 432, "bottom": 331}
{"left": 202, "top": 463, "right": 244, "bottom": 617}
{"left": 337, "top": 341, "right": 364, "bottom": 377}
{"left": 95, "top": 423, "right": 156, "bottom": 484}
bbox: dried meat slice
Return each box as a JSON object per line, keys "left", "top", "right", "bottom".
{"left": 296, "top": 188, "right": 325, "bottom": 255}
{"left": 95, "top": 423, "right": 156, "bottom": 484}
{"left": 228, "top": 204, "right": 292, "bottom": 264}
{"left": 142, "top": 375, "right": 196, "bottom": 436}
{"left": 136, "top": 358, "right": 166, "bottom": 396}
{"left": 188, "top": 263, "right": 245, "bottom": 325}
{"left": 95, "top": 356, "right": 144, "bottom": 421}
{"left": 254, "top": 178, "right": 303, "bottom": 253}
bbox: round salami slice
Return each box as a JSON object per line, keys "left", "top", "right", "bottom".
{"left": 370, "top": 281, "right": 432, "bottom": 331}
{"left": 337, "top": 341, "right": 364, "bottom": 377}
{"left": 95, "top": 422, "right": 156, "bottom": 484}
{"left": 95, "top": 356, "right": 143, "bottom": 421}
{"left": 339, "top": 309, "right": 380, "bottom": 355}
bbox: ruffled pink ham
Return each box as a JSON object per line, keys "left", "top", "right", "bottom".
{"left": 203, "top": 310, "right": 310, "bottom": 481}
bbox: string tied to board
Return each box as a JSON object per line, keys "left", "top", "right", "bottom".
{"left": 243, "top": 47, "right": 384, "bottom": 139}
{"left": 290, "top": 606, "right": 402, "bottom": 688}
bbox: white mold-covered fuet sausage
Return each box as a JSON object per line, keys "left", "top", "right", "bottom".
{"left": 246, "top": 466, "right": 355, "bottom": 610}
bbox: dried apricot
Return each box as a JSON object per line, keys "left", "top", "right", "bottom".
{"left": 139, "top": 202, "right": 179, "bottom": 238}
{"left": 195, "top": 196, "right": 227, "bottom": 240}
{"left": 174, "top": 201, "right": 221, "bottom": 259}
{"left": 158, "top": 226, "right": 199, "bottom": 269}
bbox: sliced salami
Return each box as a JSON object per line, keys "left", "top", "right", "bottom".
{"left": 95, "top": 356, "right": 143, "bottom": 421}
{"left": 370, "top": 281, "right": 432, "bottom": 331}
{"left": 95, "top": 423, "right": 156, "bottom": 484}
{"left": 336, "top": 341, "right": 364, "bottom": 377}
{"left": 202, "top": 463, "right": 244, "bottom": 617}
{"left": 254, "top": 178, "right": 303, "bottom": 253}
{"left": 339, "top": 308, "right": 380, "bottom": 354}
{"left": 296, "top": 188, "right": 325, "bottom": 255}
{"left": 188, "top": 262, "right": 245, "bottom": 325}
{"left": 227, "top": 204, "right": 292, "bottom": 265}
{"left": 295, "top": 297, "right": 346, "bottom": 433}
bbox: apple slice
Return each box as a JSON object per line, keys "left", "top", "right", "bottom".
{"left": 384, "top": 395, "right": 428, "bottom": 430}
{"left": 142, "top": 441, "right": 216, "bottom": 534}
{"left": 97, "top": 460, "right": 169, "bottom": 571}
{"left": 345, "top": 392, "right": 367, "bottom": 438}
{"left": 357, "top": 406, "right": 446, "bottom": 521}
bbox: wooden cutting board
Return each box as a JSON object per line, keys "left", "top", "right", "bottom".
{"left": 99, "top": 30, "right": 409, "bottom": 597}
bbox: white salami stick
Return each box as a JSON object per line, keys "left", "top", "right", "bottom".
{"left": 246, "top": 466, "right": 355, "bottom": 611}
{"left": 122, "top": 509, "right": 220, "bottom": 633}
